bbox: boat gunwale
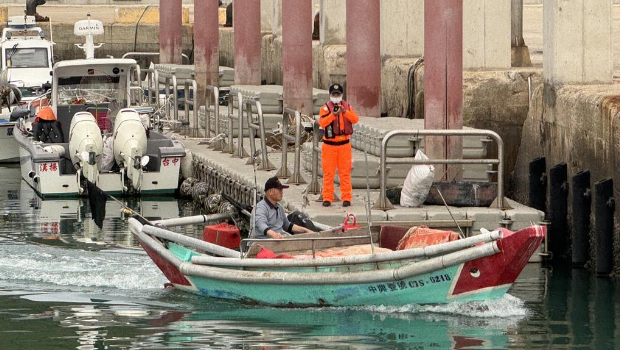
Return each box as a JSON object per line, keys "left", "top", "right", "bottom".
{"left": 130, "top": 218, "right": 503, "bottom": 285}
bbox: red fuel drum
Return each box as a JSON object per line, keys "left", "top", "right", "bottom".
{"left": 203, "top": 223, "right": 241, "bottom": 249}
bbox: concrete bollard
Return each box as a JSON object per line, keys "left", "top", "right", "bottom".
{"left": 571, "top": 170, "right": 591, "bottom": 267}
{"left": 528, "top": 157, "right": 547, "bottom": 213}
{"left": 594, "top": 179, "right": 614, "bottom": 276}
{"left": 549, "top": 163, "right": 568, "bottom": 260}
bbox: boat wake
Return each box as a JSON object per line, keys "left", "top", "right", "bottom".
{"left": 328, "top": 294, "right": 528, "bottom": 320}
{"left": 0, "top": 243, "right": 167, "bottom": 291}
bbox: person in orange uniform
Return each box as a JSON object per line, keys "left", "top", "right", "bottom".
{"left": 318, "top": 84, "right": 359, "bottom": 207}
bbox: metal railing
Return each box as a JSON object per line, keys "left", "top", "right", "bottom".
{"left": 275, "top": 108, "right": 306, "bottom": 184}
{"left": 224, "top": 92, "right": 248, "bottom": 157}
{"left": 372, "top": 129, "right": 505, "bottom": 210}
{"left": 244, "top": 100, "right": 275, "bottom": 171}
{"left": 205, "top": 85, "right": 226, "bottom": 150}
{"left": 183, "top": 73, "right": 198, "bottom": 136}
{"left": 306, "top": 119, "right": 322, "bottom": 194}
{"left": 240, "top": 231, "right": 363, "bottom": 259}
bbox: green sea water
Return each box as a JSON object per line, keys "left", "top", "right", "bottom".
{"left": 0, "top": 165, "right": 617, "bottom": 349}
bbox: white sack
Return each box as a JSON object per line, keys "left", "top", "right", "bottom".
{"left": 400, "top": 150, "right": 435, "bottom": 207}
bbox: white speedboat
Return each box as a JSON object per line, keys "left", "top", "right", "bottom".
{"left": 14, "top": 17, "right": 186, "bottom": 198}
{"left": 0, "top": 15, "right": 54, "bottom": 162}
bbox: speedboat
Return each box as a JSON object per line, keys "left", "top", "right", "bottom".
{"left": 0, "top": 15, "right": 54, "bottom": 162}
{"left": 14, "top": 16, "right": 185, "bottom": 197}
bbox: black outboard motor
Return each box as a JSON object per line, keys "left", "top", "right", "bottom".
{"left": 9, "top": 108, "right": 30, "bottom": 122}
{"left": 287, "top": 211, "right": 319, "bottom": 233}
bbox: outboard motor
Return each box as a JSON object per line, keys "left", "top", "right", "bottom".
{"left": 69, "top": 112, "right": 103, "bottom": 185}
{"left": 113, "top": 108, "right": 148, "bottom": 192}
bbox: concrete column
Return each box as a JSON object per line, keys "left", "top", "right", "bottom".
{"left": 544, "top": 0, "right": 612, "bottom": 84}
{"left": 194, "top": 0, "right": 220, "bottom": 106}
{"left": 320, "top": 0, "right": 346, "bottom": 45}
{"left": 424, "top": 0, "right": 463, "bottom": 179}
{"left": 159, "top": 0, "right": 183, "bottom": 64}
{"left": 511, "top": 0, "right": 532, "bottom": 66}
{"left": 273, "top": 0, "right": 283, "bottom": 37}
{"left": 381, "top": 0, "right": 424, "bottom": 58}
{"left": 463, "top": 0, "right": 510, "bottom": 70}
{"left": 346, "top": 0, "right": 381, "bottom": 118}
{"left": 234, "top": 0, "right": 262, "bottom": 85}
{"left": 261, "top": 0, "right": 275, "bottom": 32}
{"left": 282, "top": 0, "right": 313, "bottom": 117}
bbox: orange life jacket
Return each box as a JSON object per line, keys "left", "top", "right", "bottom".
{"left": 324, "top": 101, "right": 353, "bottom": 138}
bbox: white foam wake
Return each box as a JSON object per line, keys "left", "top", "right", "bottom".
{"left": 324, "top": 294, "right": 528, "bottom": 323}
{"left": 0, "top": 243, "right": 167, "bottom": 290}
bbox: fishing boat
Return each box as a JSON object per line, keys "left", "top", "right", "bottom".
{"left": 0, "top": 15, "right": 54, "bottom": 162}
{"left": 129, "top": 214, "right": 545, "bottom": 307}
{"left": 14, "top": 16, "right": 185, "bottom": 197}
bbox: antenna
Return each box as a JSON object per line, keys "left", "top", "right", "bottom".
{"left": 74, "top": 13, "right": 104, "bottom": 59}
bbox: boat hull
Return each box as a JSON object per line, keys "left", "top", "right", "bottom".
{"left": 0, "top": 122, "right": 18, "bottom": 163}
{"left": 175, "top": 266, "right": 510, "bottom": 306}
{"left": 136, "top": 225, "right": 545, "bottom": 307}
{"left": 16, "top": 130, "right": 183, "bottom": 198}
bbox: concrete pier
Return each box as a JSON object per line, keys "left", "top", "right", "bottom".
{"left": 194, "top": 0, "right": 220, "bottom": 106}
{"left": 159, "top": 0, "right": 183, "bottom": 64}
{"left": 233, "top": 0, "right": 262, "bottom": 85}
{"left": 282, "top": 0, "right": 313, "bottom": 117}
{"left": 346, "top": 0, "right": 381, "bottom": 118}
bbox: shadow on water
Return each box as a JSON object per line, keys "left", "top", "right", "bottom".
{"left": 0, "top": 165, "right": 619, "bottom": 349}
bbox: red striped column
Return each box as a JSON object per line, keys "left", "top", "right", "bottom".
{"left": 346, "top": 0, "right": 381, "bottom": 118}
{"left": 194, "top": 0, "right": 220, "bottom": 106}
{"left": 159, "top": 0, "right": 183, "bottom": 64}
{"left": 233, "top": 0, "right": 262, "bottom": 85}
{"left": 424, "top": 0, "right": 463, "bottom": 179}
{"left": 282, "top": 0, "right": 313, "bottom": 117}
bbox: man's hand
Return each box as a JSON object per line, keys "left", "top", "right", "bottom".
{"left": 267, "top": 230, "right": 283, "bottom": 239}
{"left": 333, "top": 104, "right": 344, "bottom": 115}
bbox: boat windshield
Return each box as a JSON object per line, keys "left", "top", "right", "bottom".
{"left": 57, "top": 75, "right": 124, "bottom": 106}
{"left": 5, "top": 48, "right": 49, "bottom": 68}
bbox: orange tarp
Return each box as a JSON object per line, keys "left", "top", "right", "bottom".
{"left": 396, "top": 226, "right": 460, "bottom": 250}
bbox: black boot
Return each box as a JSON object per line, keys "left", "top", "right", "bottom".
{"left": 343, "top": 201, "right": 351, "bottom": 207}
{"left": 322, "top": 201, "right": 331, "bottom": 207}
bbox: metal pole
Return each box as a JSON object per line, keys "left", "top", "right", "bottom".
{"left": 290, "top": 110, "right": 306, "bottom": 184}
{"left": 306, "top": 120, "right": 321, "bottom": 194}
{"left": 511, "top": 0, "right": 524, "bottom": 47}
{"left": 364, "top": 150, "right": 375, "bottom": 254}
{"left": 276, "top": 110, "right": 293, "bottom": 179}
{"left": 172, "top": 73, "right": 179, "bottom": 122}
{"left": 224, "top": 93, "right": 235, "bottom": 154}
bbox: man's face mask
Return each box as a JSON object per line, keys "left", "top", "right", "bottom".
{"left": 330, "top": 95, "right": 342, "bottom": 104}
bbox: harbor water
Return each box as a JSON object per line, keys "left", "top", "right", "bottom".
{"left": 0, "top": 164, "right": 617, "bottom": 350}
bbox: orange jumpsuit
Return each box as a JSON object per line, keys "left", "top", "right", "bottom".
{"left": 318, "top": 102, "right": 359, "bottom": 203}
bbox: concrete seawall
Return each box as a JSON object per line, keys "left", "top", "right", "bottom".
{"left": 514, "top": 84, "right": 620, "bottom": 273}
